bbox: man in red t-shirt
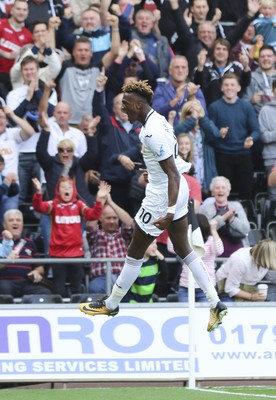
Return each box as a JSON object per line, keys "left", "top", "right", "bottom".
{"left": 0, "top": 0, "right": 33, "bottom": 92}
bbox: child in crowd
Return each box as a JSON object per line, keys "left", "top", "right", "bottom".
{"left": 177, "top": 134, "right": 203, "bottom": 210}
{"left": 177, "top": 133, "right": 194, "bottom": 164}
{"left": 168, "top": 214, "right": 224, "bottom": 302}
{"left": 0, "top": 229, "right": 13, "bottom": 258}
{"left": 122, "top": 240, "right": 169, "bottom": 303}
{"left": 32, "top": 177, "right": 111, "bottom": 297}
{"left": 253, "top": 0, "right": 276, "bottom": 48}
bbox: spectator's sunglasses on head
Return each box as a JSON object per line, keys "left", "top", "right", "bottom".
{"left": 58, "top": 147, "right": 74, "bottom": 153}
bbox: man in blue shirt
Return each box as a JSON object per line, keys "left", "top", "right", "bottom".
{"left": 152, "top": 55, "right": 207, "bottom": 124}
{"left": 208, "top": 73, "right": 261, "bottom": 199}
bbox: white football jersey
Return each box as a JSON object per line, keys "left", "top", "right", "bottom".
{"left": 140, "top": 109, "right": 190, "bottom": 190}
{"left": 135, "top": 109, "right": 190, "bottom": 235}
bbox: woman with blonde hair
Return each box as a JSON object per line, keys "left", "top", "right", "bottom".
{"left": 216, "top": 239, "right": 276, "bottom": 301}
{"left": 175, "top": 133, "right": 203, "bottom": 212}
{"left": 177, "top": 133, "right": 194, "bottom": 163}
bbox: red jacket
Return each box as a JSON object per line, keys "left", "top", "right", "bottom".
{"left": 32, "top": 180, "right": 103, "bottom": 257}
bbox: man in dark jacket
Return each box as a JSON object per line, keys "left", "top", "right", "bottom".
{"left": 168, "top": 0, "right": 260, "bottom": 73}
{"left": 193, "top": 38, "right": 251, "bottom": 106}
{"left": 92, "top": 68, "right": 142, "bottom": 215}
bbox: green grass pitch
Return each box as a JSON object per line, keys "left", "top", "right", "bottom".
{"left": 1, "top": 386, "right": 276, "bottom": 400}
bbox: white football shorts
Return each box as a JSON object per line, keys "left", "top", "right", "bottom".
{"left": 135, "top": 174, "right": 189, "bottom": 237}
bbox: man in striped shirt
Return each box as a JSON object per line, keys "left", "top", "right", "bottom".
{"left": 86, "top": 195, "right": 133, "bottom": 294}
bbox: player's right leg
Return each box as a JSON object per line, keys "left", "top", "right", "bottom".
{"left": 79, "top": 223, "right": 155, "bottom": 317}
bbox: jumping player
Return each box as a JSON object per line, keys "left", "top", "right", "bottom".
{"left": 79, "top": 80, "right": 227, "bottom": 331}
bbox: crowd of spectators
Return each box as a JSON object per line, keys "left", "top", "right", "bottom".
{"left": 0, "top": 0, "right": 275, "bottom": 303}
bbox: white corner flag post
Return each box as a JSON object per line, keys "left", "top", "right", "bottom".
{"left": 186, "top": 199, "right": 205, "bottom": 390}
{"left": 188, "top": 268, "right": 196, "bottom": 389}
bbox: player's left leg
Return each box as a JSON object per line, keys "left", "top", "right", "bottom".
{"left": 167, "top": 216, "right": 227, "bottom": 331}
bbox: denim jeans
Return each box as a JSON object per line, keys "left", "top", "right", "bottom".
{"left": 0, "top": 194, "right": 19, "bottom": 229}
{"left": 89, "top": 274, "right": 119, "bottom": 294}
{"left": 0, "top": 278, "right": 51, "bottom": 297}
{"left": 18, "top": 153, "right": 41, "bottom": 204}
{"left": 178, "top": 286, "right": 208, "bottom": 302}
{"left": 39, "top": 213, "right": 51, "bottom": 256}
{"left": 178, "top": 286, "right": 235, "bottom": 303}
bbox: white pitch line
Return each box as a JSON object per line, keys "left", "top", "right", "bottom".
{"left": 193, "top": 388, "right": 276, "bottom": 398}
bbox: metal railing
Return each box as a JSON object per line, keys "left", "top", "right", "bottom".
{"left": 0, "top": 256, "right": 188, "bottom": 295}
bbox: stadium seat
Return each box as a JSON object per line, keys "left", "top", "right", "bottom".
{"left": 0, "top": 294, "right": 14, "bottom": 304}
{"left": 25, "top": 231, "right": 45, "bottom": 256}
{"left": 70, "top": 293, "right": 106, "bottom": 303}
{"left": 240, "top": 199, "right": 259, "bottom": 230}
{"left": 253, "top": 171, "right": 267, "bottom": 197}
{"left": 247, "top": 229, "right": 266, "bottom": 246}
{"left": 19, "top": 203, "right": 40, "bottom": 235}
{"left": 22, "top": 294, "right": 63, "bottom": 304}
{"left": 166, "top": 293, "right": 179, "bottom": 302}
{"left": 262, "top": 199, "right": 276, "bottom": 230}
{"left": 254, "top": 192, "right": 268, "bottom": 227}
{"left": 227, "top": 191, "right": 239, "bottom": 201}
{"left": 266, "top": 221, "right": 276, "bottom": 241}
{"left": 19, "top": 202, "right": 40, "bottom": 223}
{"left": 152, "top": 293, "right": 159, "bottom": 302}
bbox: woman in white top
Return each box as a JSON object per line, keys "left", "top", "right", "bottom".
{"left": 216, "top": 239, "right": 276, "bottom": 301}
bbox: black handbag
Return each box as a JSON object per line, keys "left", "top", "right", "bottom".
{"left": 217, "top": 223, "right": 246, "bottom": 243}
{"left": 215, "top": 206, "right": 245, "bottom": 243}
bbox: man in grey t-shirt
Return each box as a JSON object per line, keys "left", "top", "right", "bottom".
{"left": 57, "top": 15, "right": 120, "bottom": 124}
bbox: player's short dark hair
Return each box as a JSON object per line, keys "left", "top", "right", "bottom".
{"left": 122, "top": 80, "right": 153, "bottom": 104}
